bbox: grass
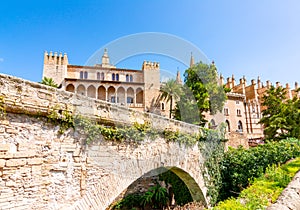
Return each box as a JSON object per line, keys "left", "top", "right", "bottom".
{"left": 212, "top": 157, "right": 300, "bottom": 210}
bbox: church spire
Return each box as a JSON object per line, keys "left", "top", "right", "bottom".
{"left": 176, "top": 68, "right": 182, "bottom": 85}
{"left": 190, "top": 52, "right": 195, "bottom": 68}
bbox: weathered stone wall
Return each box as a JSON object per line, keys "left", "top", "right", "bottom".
{"left": 0, "top": 112, "right": 208, "bottom": 209}
{"left": 0, "top": 73, "right": 200, "bottom": 135}
{"left": 0, "top": 113, "right": 85, "bottom": 209}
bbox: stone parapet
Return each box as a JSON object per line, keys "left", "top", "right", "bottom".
{"left": 0, "top": 73, "right": 200, "bottom": 135}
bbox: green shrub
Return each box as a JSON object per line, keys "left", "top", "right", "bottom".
{"left": 214, "top": 157, "right": 300, "bottom": 209}
{"left": 218, "top": 139, "right": 300, "bottom": 201}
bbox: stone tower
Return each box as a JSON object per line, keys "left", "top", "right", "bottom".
{"left": 43, "top": 51, "right": 68, "bottom": 85}
{"left": 142, "top": 61, "right": 160, "bottom": 111}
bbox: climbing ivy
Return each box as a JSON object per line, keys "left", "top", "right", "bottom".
{"left": 47, "top": 105, "right": 74, "bottom": 134}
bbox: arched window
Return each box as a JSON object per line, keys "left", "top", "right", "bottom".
{"left": 238, "top": 120, "right": 243, "bottom": 132}
{"left": 112, "top": 73, "right": 115, "bottom": 81}
{"left": 101, "top": 72, "right": 105, "bottom": 80}
{"left": 80, "top": 71, "right": 84, "bottom": 79}
{"left": 130, "top": 75, "right": 133, "bottom": 82}
{"left": 97, "top": 72, "right": 100, "bottom": 80}
{"left": 84, "top": 71, "right": 88, "bottom": 79}
{"left": 225, "top": 120, "right": 230, "bottom": 132}
{"left": 116, "top": 73, "right": 119, "bottom": 81}
{"left": 126, "top": 74, "right": 129, "bottom": 82}
{"left": 161, "top": 102, "right": 165, "bottom": 110}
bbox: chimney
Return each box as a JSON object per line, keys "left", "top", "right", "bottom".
{"left": 276, "top": 82, "right": 281, "bottom": 88}
{"left": 257, "top": 76, "right": 261, "bottom": 89}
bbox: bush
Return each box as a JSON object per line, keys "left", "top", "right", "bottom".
{"left": 218, "top": 139, "right": 300, "bottom": 201}
{"left": 214, "top": 157, "right": 300, "bottom": 209}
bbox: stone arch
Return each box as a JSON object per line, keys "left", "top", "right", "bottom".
{"left": 136, "top": 88, "right": 143, "bottom": 104}
{"left": 77, "top": 84, "right": 86, "bottom": 96}
{"left": 107, "top": 86, "right": 116, "bottom": 103}
{"left": 117, "top": 87, "right": 125, "bottom": 105}
{"left": 87, "top": 85, "right": 96, "bottom": 98}
{"left": 127, "top": 87, "right": 134, "bottom": 104}
{"left": 66, "top": 84, "right": 75, "bottom": 93}
{"left": 98, "top": 86, "right": 106, "bottom": 101}
{"left": 121, "top": 166, "right": 207, "bottom": 207}
{"left": 71, "top": 138, "right": 209, "bottom": 210}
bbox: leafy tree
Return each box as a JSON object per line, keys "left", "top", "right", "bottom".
{"left": 160, "top": 79, "right": 182, "bottom": 118}
{"left": 40, "top": 77, "right": 58, "bottom": 88}
{"left": 260, "top": 86, "right": 300, "bottom": 140}
{"left": 175, "top": 62, "right": 226, "bottom": 125}
{"left": 173, "top": 85, "right": 203, "bottom": 125}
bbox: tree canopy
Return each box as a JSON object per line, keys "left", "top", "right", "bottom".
{"left": 40, "top": 77, "right": 58, "bottom": 88}
{"left": 260, "top": 86, "right": 300, "bottom": 140}
{"left": 174, "top": 62, "right": 226, "bottom": 125}
{"left": 160, "top": 79, "right": 182, "bottom": 118}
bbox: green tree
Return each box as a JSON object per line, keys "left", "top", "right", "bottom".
{"left": 173, "top": 85, "right": 203, "bottom": 125}
{"left": 160, "top": 79, "right": 182, "bottom": 118}
{"left": 40, "top": 77, "right": 58, "bottom": 88}
{"left": 181, "top": 62, "right": 226, "bottom": 124}
{"left": 260, "top": 86, "right": 300, "bottom": 140}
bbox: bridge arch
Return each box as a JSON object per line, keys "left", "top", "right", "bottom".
{"left": 72, "top": 138, "right": 209, "bottom": 209}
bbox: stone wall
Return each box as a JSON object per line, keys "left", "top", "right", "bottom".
{"left": 0, "top": 113, "right": 85, "bottom": 209}
{"left": 0, "top": 73, "right": 200, "bottom": 135}
{"left": 0, "top": 112, "right": 208, "bottom": 209}
{"left": 267, "top": 170, "right": 300, "bottom": 210}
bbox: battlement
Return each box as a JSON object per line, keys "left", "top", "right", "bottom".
{"left": 225, "top": 75, "right": 299, "bottom": 92}
{"left": 142, "top": 61, "right": 160, "bottom": 70}
{"left": 44, "top": 51, "right": 68, "bottom": 65}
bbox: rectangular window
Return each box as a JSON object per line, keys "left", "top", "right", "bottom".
{"left": 237, "top": 109, "right": 242, "bottom": 116}
{"left": 224, "top": 108, "right": 229, "bottom": 116}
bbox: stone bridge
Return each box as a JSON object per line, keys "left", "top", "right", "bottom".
{"left": 0, "top": 74, "right": 211, "bottom": 209}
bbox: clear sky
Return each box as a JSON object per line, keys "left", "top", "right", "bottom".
{"left": 0, "top": 0, "right": 300, "bottom": 88}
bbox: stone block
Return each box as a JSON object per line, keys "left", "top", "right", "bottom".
{"left": 5, "top": 128, "right": 18, "bottom": 134}
{"left": 5, "top": 180, "right": 16, "bottom": 187}
{"left": 13, "top": 151, "right": 35, "bottom": 158}
{"left": 0, "top": 144, "right": 10, "bottom": 152}
{"left": 5, "top": 158, "right": 26, "bottom": 167}
{"left": 31, "top": 165, "right": 42, "bottom": 175}
{"left": 27, "top": 158, "right": 43, "bottom": 165}
{"left": 0, "top": 159, "right": 5, "bottom": 167}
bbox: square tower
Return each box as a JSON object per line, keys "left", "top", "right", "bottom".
{"left": 43, "top": 51, "right": 68, "bottom": 85}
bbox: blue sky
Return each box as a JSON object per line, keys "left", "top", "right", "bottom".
{"left": 0, "top": 0, "right": 300, "bottom": 88}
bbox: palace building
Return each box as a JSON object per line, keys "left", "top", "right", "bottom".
{"left": 43, "top": 49, "right": 164, "bottom": 114}
{"left": 42, "top": 49, "right": 299, "bottom": 144}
